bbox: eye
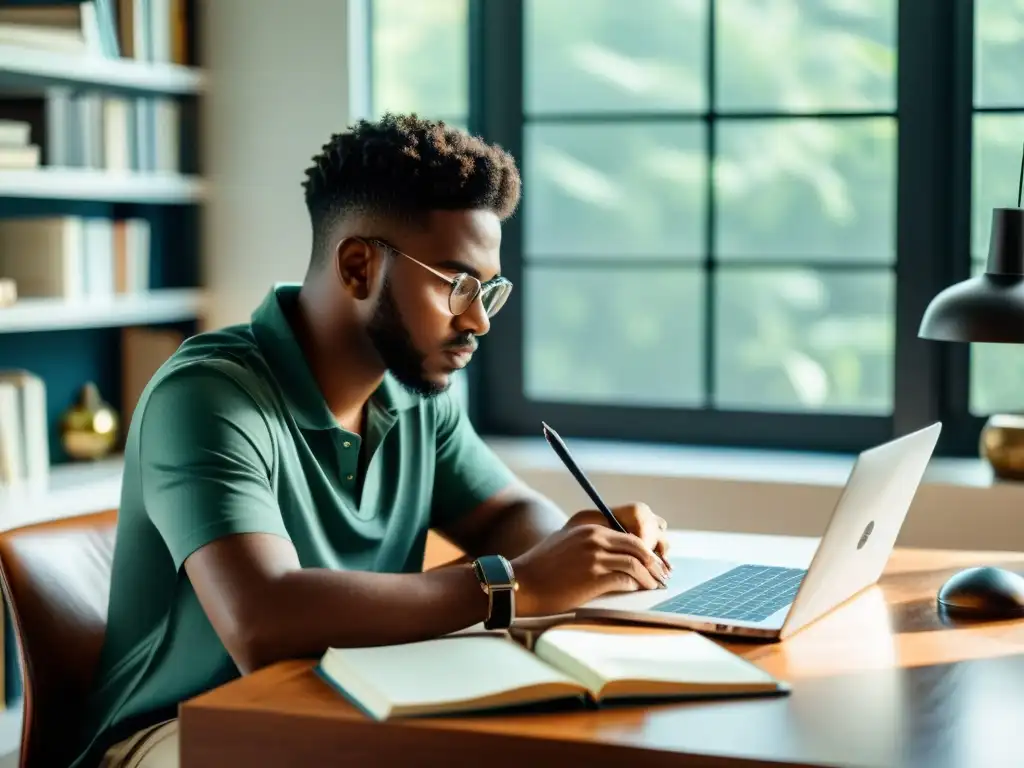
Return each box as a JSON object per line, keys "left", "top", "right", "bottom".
{"left": 450, "top": 275, "right": 480, "bottom": 314}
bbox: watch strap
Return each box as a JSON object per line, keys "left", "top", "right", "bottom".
{"left": 474, "top": 555, "right": 515, "bottom": 630}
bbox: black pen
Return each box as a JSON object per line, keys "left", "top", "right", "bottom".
{"left": 541, "top": 421, "right": 628, "bottom": 532}
{"left": 541, "top": 422, "right": 671, "bottom": 577}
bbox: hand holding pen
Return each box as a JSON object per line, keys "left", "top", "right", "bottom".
{"left": 541, "top": 421, "right": 673, "bottom": 573}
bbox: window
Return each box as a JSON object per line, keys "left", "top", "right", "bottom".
{"left": 467, "top": 0, "right": 903, "bottom": 452}
{"left": 367, "top": 0, "right": 468, "bottom": 127}
{"left": 970, "top": 0, "right": 1024, "bottom": 415}
{"left": 360, "top": 1, "right": 1019, "bottom": 457}
{"left": 365, "top": 0, "right": 472, "bottom": 405}
{"left": 522, "top": 0, "right": 896, "bottom": 417}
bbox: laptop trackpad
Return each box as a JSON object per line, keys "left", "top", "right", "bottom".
{"left": 580, "top": 557, "right": 739, "bottom": 612}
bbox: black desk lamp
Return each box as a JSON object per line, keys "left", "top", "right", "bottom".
{"left": 918, "top": 144, "right": 1024, "bottom": 619}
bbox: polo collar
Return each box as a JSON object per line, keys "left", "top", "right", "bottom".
{"left": 250, "top": 283, "right": 419, "bottom": 431}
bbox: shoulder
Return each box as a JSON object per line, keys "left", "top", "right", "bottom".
{"left": 140, "top": 324, "right": 279, "bottom": 419}
{"left": 127, "top": 327, "right": 281, "bottom": 452}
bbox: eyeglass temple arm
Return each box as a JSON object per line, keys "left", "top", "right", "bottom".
{"left": 370, "top": 239, "right": 457, "bottom": 285}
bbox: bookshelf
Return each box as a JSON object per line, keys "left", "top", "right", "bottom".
{"left": 0, "top": 0, "right": 205, "bottom": 727}
{"left": 0, "top": 288, "right": 203, "bottom": 332}
{"left": 0, "top": 42, "right": 204, "bottom": 95}
{"left": 0, "top": 167, "right": 204, "bottom": 203}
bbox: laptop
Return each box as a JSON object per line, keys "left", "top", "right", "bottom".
{"left": 574, "top": 421, "right": 942, "bottom": 641}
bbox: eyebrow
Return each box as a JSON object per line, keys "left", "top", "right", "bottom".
{"left": 435, "top": 259, "right": 502, "bottom": 283}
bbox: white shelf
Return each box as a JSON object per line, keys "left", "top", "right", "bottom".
{"left": 0, "top": 288, "right": 204, "bottom": 333}
{"left": 0, "top": 168, "right": 204, "bottom": 203}
{"left": 0, "top": 44, "right": 204, "bottom": 95}
{"left": 0, "top": 456, "right": 122, "bottom": 533}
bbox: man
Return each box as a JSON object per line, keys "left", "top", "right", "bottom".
{"left": 70, "top": 114, "right": 671, "bottom": 768}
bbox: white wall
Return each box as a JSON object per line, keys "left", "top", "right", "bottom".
{"left": 198, "top": 0, "right": 351, "bottom": 331}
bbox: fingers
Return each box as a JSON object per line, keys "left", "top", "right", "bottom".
{"left": 654, "top": 535, "right": 672, "bottom": 566}
{"left": 613, "top": 502, "right": 664, "bottom": 542}
{"left": 591, "top": 527, "right": 670, "bottom": 586}
{"left": 598, "top": 553, "right": 662, "bottom": 591}
{"left": 652, "top": 516, "right": 671, "bottom": 565}
{"left": 612, "top": 503, "right": 672, "bottom": 572}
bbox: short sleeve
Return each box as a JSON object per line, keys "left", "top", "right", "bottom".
{"left": 138, "top": 363, "right": 290, "bottom": 570}
{"left": 430, "top": 392, "right": 517, "bottom": 528}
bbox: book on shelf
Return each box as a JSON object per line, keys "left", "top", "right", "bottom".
{"left": 43, "top": 87, "right": 180, "bottom": 174}
{"left": 0, "top": 0, "right": 190, "bottom": 65}
{"left": 0, "top": 215, "right": 150, "bottom": 301}
{"left": 116, "top": 0, "right": 189, "bottom": 65}
{"left": 0, "top": 0, "right": 186, "bottom": 63}
{"left": 0, "top": 91, "right": 179, "bottom": 176}
{"left": 0, "top": 3, "right": 103, "bottom": 56}
{"left": 0, "top": 370, "right": 48, "bottom": 489}
{"left": 315, "top": 622, "right": 789, "bottom": 721}
{"left": 0, "top": 0, "right": 193, "bottom": 175}
{"left": 0, "top": 118, "right": 41, "bottom": 170}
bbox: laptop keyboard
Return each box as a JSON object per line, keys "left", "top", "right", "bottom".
{"left": 651, "top": 564, "right": 807, "bottom": 623}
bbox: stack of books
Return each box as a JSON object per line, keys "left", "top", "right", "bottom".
{"left": 0, "top": 119, "right": 39, "bottom": 170}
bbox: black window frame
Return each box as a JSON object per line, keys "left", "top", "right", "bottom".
{"left": 370, "top": 0, "right": 990, "bottom": 459}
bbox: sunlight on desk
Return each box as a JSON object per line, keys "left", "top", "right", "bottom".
{"left": 742, "top": 585, "right": 1024, "bottom": 681}
{"left": 180, "top": 530, "right": 1024, "bottom": 768}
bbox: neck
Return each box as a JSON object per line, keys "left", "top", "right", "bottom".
{"left": 292, "top": 281, "right": 383, "bottom": 432}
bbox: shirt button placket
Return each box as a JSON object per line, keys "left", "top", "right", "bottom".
{"left": 342, "top": 439, "right": 354, "bottom": 483}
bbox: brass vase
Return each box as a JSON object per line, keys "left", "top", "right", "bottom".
{"left": 979, "top": 413, "right": 1024, "bottom": 481}
{"left": 61, "top": 382, "right": 120, "bottom": 460}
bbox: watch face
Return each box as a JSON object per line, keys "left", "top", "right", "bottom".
{"left": 478, "top": 555, "right": 514, "bottom": 588}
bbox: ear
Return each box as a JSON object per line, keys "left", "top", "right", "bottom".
{"left": 334, "top": 237, "right": 380, "bottom": 301}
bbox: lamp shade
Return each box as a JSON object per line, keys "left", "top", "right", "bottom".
{"left": 919, "top": 207, "right": 1024, "bottom": 343}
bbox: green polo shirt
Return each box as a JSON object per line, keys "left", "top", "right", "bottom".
{"left": 69, "top": 283, "right": 516, "bottom": 768}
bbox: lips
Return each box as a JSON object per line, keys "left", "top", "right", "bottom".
{"left": 445, "top": 346, "right": 475, "bottom": 368}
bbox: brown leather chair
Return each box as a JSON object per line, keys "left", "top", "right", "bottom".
{"left": 0, "top": 509, "right": 118, "bottom": 768}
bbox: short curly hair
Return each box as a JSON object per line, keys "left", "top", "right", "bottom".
{"left": 301, "top": 113, "right": 521, "bottom": 261}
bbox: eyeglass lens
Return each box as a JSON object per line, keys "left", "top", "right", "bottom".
{"left": 450, "top": 276, "right": 511, "bottom": 317}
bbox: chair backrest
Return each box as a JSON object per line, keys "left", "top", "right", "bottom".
{"left": 0, "top": 509, "right": 117, "bottom": 768}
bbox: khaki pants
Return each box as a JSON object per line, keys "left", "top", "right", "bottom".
{"left": 100, "top": 719, "right": 179, "bottom": 768}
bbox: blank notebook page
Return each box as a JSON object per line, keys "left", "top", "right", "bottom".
{"left": 325, "top": 636, "right": 577, "bottom": 706}
{"left": 537, "top": 627, "right": 777, "bottom": 685}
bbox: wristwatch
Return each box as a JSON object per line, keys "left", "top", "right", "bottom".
{"left": 472, "top": 555, "right": 518, "bottom": 630}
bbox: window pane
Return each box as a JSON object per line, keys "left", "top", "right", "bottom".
{"left": 371, "top": 0, "right": 467, "bottom": 117}
{"left": 969, "top": 260, "right": 1024, "bottom": 414}
{"left": 524, "top": 265, "right": 704, "bottom": 405}
{"left": 716, "top": 0, "right": 896, "bottom": 112}
{"left": 971, "top": 343, "right": 1024, "bottom": 414}
{"left": 524, "top": 0, "right": 707, "bottom": 115}
{"left": 524, "top": 122, "right": 705, "bottom": 259}
{"left": 714, "top": 269, "right": 893, "bottom": 413}
{"left": 972, "top": 114, "right": 1024, "bottom": 259}
{"left": 715, "top": 118, "right": 896, "bottom": 262}
{"left": 975, "top": 0, "right": 1024, "bottom": 108}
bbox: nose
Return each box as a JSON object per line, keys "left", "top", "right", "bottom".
{"left": 454, "top": 294, "right": 490, "bottom": 337}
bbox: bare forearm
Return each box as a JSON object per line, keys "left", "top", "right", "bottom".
{"left": 244, "top": 564, "right": 487, "bottom": 669}
{"left": 467, "top": 496, "right": 568, "bottom": 561}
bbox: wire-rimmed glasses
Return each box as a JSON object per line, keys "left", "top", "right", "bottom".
{"left": 367, "top": 238, "right": 512, "bottom": 318}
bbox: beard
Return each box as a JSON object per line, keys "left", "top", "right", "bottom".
{"left": 366, "top": 277, "right": 449, "bottom": 398}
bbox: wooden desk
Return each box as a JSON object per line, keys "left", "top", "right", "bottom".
{"left": 179, "top": 530, "right": 1024, "bottom": 767}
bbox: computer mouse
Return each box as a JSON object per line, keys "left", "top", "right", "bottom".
{"left": 936, "top": 566, "right": 1024, "bottom": 619}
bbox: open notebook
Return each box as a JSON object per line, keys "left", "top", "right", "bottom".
{"left": 314, "top": 623, "right": 789, "bottom": 721}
